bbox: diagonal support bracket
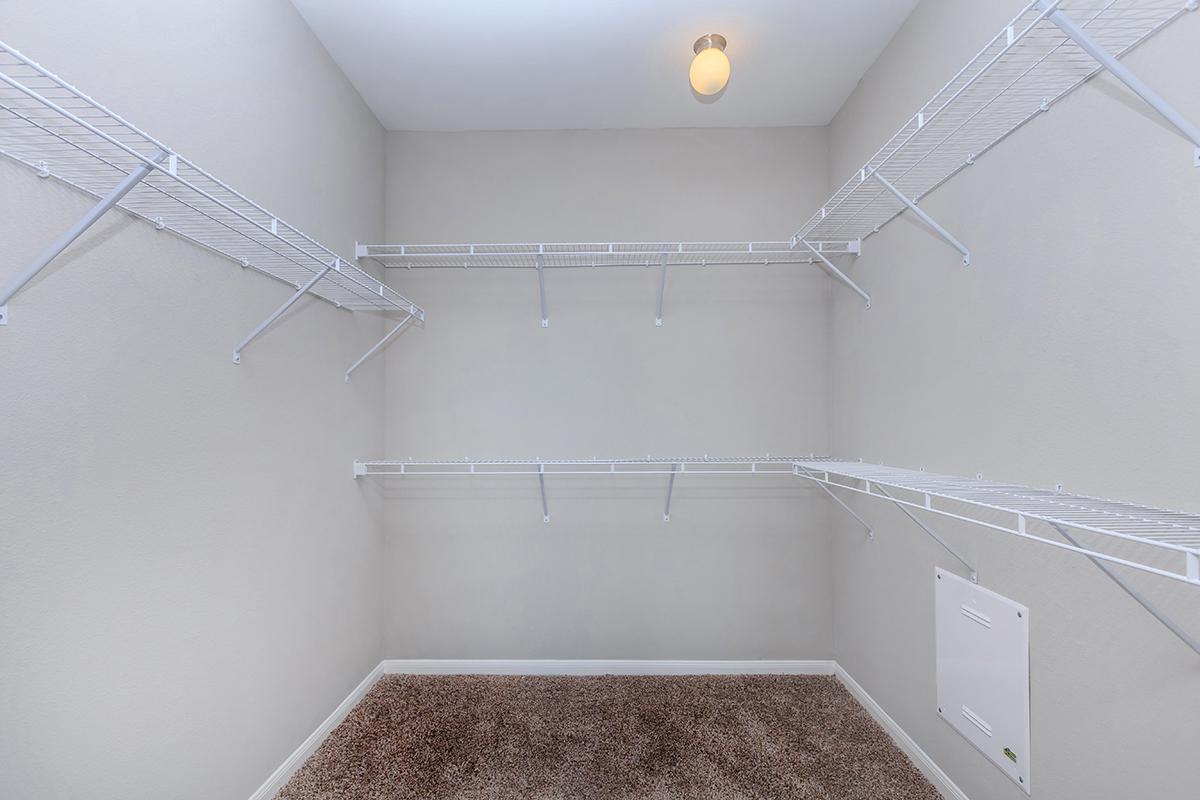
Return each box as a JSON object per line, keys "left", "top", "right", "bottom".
{"left": 233, "top": 260, "right": 334, "bottom": 364}
{"left": 871, "top": 171, "right": 971, "bottom": 265}
{"left": 794, "top": 464, "right": 873, "bottom": 537}
{"left": 1037, "top": 0, "right": 1200, "bottom": 168}
{"left": 0, "top": 149, "right": 168, "bottom": 325}
{"left": 1048, "top": 521, "right": 1200, "bottom": 656}
{"left": 345, "top": 312, "right": 415, "bottom": 382}
{"left": 663, "top": 463, "right": 678, "bottom": 521}
{"left": 798, "top": 239, "right": 871, "bottom": 307}
{"left": 538, "top": 463, "right": 550, "bottom": 523}
{"left": 535, "top": 253, "right": 549, "bottom": 328}
{"left": 655, "top": 253, "right": 668, "bottom": 327}
{"left": 873, "top": 483, "right": 977, "bottom": 582}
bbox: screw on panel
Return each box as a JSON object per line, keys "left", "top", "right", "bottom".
{"left": 0, "top": 305, "right": 7, "bottom": 326}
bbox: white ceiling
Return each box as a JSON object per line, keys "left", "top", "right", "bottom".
{"left": 290, "top": 0, "right": 919, "bottom": 131}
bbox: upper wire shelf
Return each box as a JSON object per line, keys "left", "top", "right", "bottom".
{"left": 791, "top": 0, "right": 1197, "bottom": 248}
{"left": 357, "top": 241, "right": 859, "bottom": 269}
{"left": 0, "top": 40, "right": 423, "bottom": 318}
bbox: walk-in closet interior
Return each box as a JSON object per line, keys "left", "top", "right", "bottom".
{"left": 2, "top": 1, "right": 1198, "bottom": 798}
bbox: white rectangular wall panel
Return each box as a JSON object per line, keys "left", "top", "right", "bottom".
{"left": 935, "top": 568, "right": 1031, "bottom": 793}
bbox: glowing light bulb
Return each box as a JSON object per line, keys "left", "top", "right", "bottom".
{"left": 689, "top": 34, "right": 729, "bottom": 96}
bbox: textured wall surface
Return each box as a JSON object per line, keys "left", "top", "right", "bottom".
{"left": 0, "top": 2, "right": 388, "bottom": 798}
{"left": 825, "top": 2, "right": 1200, "bottom": 798}
{"left": 378, "top": 128, "right": 837, "bottom": 659}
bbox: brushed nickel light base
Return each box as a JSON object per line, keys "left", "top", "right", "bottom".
{"left": 693, "top": 33, "right": 727, "bottom": 55}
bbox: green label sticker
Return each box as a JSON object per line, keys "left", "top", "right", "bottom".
{"left": 1003, "top": 747, "right": 1018, "bottom": 764}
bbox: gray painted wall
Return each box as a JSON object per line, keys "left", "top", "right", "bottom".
{"left": 378, "top": 128, "right": 837, "bottom": 659}
{"left": 826, "top": 2, "right": 1200, "bottom": 798}
{"left": 0, "top": 2, "right": 388, "bottom": 798}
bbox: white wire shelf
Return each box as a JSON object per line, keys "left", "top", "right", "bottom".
{"left": 356, "top": 455, "right": 1200, "bottom": 588}
{"left": 791, "top": 0, "right": 1198, "bottom": 249}
{"left": 356, "top": 241, "right": 860, "bottom": 269}
{"left": 355, "top": 456, "right": 809, "bottom": 476}
{"left": 0, "top": 40, "right": 423, "bottom": 318}
{"left": 791, "top": 458, "right": 1200, "bottom": 587}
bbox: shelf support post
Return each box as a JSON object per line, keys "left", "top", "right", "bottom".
{"left": 793, "top": 465, "right": 874, "bottom": 537}
{"left": 345, "top": 312, "right": 415, "bottom": 382}
{"left": 536, "top": 253, "right": 549, "bottom": 328}
{"left": 798, "top": 240, "right": 871, "bottom": 307}
{"left": 232, "top": 261, "right": 334, "bottom": 364}
{"left": 663, "top": 463, "right": 678, "bottom": 521}
{"left": 1049, "top": 522, "right": 1200, "bottom": 656}
{"left": 538, "top": 463, "right": 550, "bottom": 523}
{"left": 655, "top": 253, "right": 668, "bottom": 327}
{"left": 872, "top": 483, "right": 978, "bottom": 582}
{"left": 0, "top": 149, "right": 167, "bottom": 326}
{"left": 870, "top": 172, "right": 971, "bottom": 265}
{"left": 1037, "top": 0, "right": 1200, "bottom": 167}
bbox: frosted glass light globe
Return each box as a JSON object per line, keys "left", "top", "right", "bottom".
{"left": 689, "top": 35, "right": 730, "bottom": 96}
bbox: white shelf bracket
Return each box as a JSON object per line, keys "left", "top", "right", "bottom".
{"left": 345, "top": 312, "right": 415, "bottom": 382}
{"left": 0, "top": 149, "right": 167, "bottom": 324}
{"left": 663, "top": 463, "right": 678, "bottom": 521}
{"left": 655, "top": 253, "right": 668, "bottom": 327}
{"left": 798, "top": 240, "right": 871, "bottom": 307}
{"left": 535, "top": 253, "right": 549, "bottom": 328}
{"left": 871, "top": 172, "right": 971, "bottom": 265}
{"left": 1049, "top": 522, "right": 1200, "bottom": 656}
{"left": 538, "top": 463, "right": 550, "bottom": 523}
{"left": 232, "top": 261, "right": 333, "bottom": 364}
{"left": 794, "top": 465, "right": 873, "bottom": 538}
{"left": 872, "top": 483, "right": 978, "bottom": 582}
{"left": 1037, "top": 0, "right": 1200, "bottom": 167}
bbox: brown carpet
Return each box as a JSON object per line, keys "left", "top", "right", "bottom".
{"left": 276, "top": 674, "right": 941, "bottom": 800}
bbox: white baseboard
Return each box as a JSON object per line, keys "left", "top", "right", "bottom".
{"left": 382, "top": 659, "right": 835, "bottom": 675}
{"left": 248, "top": 659, "right": 967, "bottom": 800}
{"left": 245, "top": 662, "right": 384, "bottom": 800}
{"left": 834, "top": 664, "right": 970, "bottom": 800}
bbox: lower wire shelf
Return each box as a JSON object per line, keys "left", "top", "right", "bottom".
{"left": 355, "top": 456, "right": 1200, "bottom": 589}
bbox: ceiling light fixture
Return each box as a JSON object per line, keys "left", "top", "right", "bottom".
{"left": 689, "top": 33, "right": 730, "bottom": 96}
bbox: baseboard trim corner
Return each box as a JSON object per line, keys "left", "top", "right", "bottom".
{"left": 834, "top": 664, "right": 970, "bottom": 800}
{"left": 381, "top": 658, "right": 836, "bottom": 675}
{"left": 245, "top": 662, "right": 384, "bottom": 800}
